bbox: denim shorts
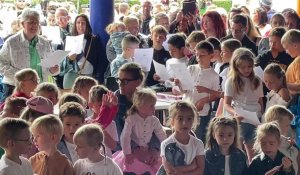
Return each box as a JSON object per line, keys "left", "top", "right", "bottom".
{"left": 240, "top": 122, "right": 256, "bottom": 144}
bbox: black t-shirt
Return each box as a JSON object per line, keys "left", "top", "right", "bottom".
{"left": 256, "top": 50, "right": 293, "bottom": 71}
{"left": 146, "top": 48, "right": 171, "bottom": 86}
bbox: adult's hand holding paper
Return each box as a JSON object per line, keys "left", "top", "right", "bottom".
{"left": 40, "top": 50, "right": 70, "bottom": 68}
{"left": 235, "top": 108, "right": 260, "bottom": 126}
{"left": 153, "top": 60, "right": 170, "bottom": 81}
{"left": 169, "top": 63, "right": 195, "bottom": 91}
{"left": 65, "top": 34, "right": 84, "bottom": 54}
{"left": 41, "top": 26, "right": 61, "bottom": 44}
{"left": 134, "top": 48, "right": 154, "bottom": 71}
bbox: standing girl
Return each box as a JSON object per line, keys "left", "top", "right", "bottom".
{"left": 263, "top": 63, "right": 290, "bottom": 112}
{"left": 160, "top": 101, "right": 205, "bottom": 175}
{"left": 204, "top": 117, "right": 247, "bottom": 175}
{"left": 73, "top": 124, "right": 122, "bottom": 175}
{"left": 247, "top": 122, "right": 295, "bottom": 175}
{"left": 114, "top": 88, "right": 167, "bottom": 175}
{"left": 223, "top": 48, "right": 264, "bottom": 162}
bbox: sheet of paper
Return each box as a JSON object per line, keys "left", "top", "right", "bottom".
{"left": 169, "top": 63, "right": 195, "bottom": 90}
{"left": 134, "top": 48, "right": 154, "bottom": 72}
{"left": 162, "top": 34, "right": 176, "bottom": 51}
{"left": 153, "top": 60, "right": 170, "bottom": 81}
{"left": 65, "top": 34, "right": 84, "bottom": 54}
{"left": 235, "top": 107, "right": 261, "bottom": 126}
{"left": 41, "top": 26, "right": 61, "bottom": 44}
{"left": 254, "top": 66, "right": 264, "bottom": 81}
{"left": 40, "top": 50, "right": 70, "bottom": 68}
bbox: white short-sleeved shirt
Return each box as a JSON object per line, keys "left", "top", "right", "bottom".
{"left": 0, "top": 155, "right": 33, "bottom": 175}
{"left": 161, "top": 134, "right": 204, "bottom": 165}
{"left": 121, "top": 113, "right": 167, "bottom": 155}
{"left": 183, "top": 65, "right": 220, "bottom": 116}
{"left": 74, "top": 157, "right": 122, "bottom": 175}
{"left": 101, "top": 121, "right": 118, "bottom": 157}
{"left": 224, "top": 76, "right": 264, "bottom": 116}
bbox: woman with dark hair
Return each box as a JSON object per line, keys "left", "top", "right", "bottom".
{"left": 282, "top": 8, "right": 300, "bottom": 30}
{"left": 60, "top": 14, "right": 109, "bottom": 89}
{"left": 252, "top": 7, "right": 271, "bottom": 36}
{"left": 201, "top": 10, "right": 226, "bottom": 39}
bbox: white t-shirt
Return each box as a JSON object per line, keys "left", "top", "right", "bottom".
{"left": 224, "top": 76, "right": 264, "bottom": 117}
{"left": 74, "top": 157, "right": 122, "bottom": 175}
{"left": 161, "top": 134, "right": 204, "bottom": 165}
{"left": 224, "top": 155, "right": 231, "bottom": 175}
{"left": 0, "top": 155, "right": 33, "bottom": 175}
{"left": 65, "top": 140, "right": 80, "bottom": 164}
{"left": 183, "top": 65, "right": 220, "bottom": 116}
{"left": 101, "top": 121, "right": 119, "bottom": 157}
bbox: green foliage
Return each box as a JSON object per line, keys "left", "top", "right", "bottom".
{"left": 214, "top": 0, "right": 232, "bottom": 12}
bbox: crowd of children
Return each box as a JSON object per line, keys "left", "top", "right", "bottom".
{"left": 0, "top": 0, "right": 300, "bottom": 175}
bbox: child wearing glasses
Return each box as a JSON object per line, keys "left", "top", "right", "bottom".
{"left": 110, "top": 34, "right": 140, "bottom": 78}
{"left": 0, "top": 118, "right": 33, "bottom": 175}
{"left": 29, "top": 114, "right": 74, "bottom": 175}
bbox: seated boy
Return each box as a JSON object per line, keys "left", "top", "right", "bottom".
{"left": 281, "top": 29, "right": 300, "bottom": 95}
{"left": 0, "top": 118, "right": 33, "bottom": 175}
{"left": 57, "top": 102, "right": 86, "bottom": 164}
{"left": 256, "top": 27, "right": 293, "bottom": 71}
{"left": 146, "top": 25, "right": 171, "bottom": 87}
{"left": 110, "top": 34, "right": 140, "bottom": 77}
{"left": 29, "top": 114, "right": 74, "bottom": 175}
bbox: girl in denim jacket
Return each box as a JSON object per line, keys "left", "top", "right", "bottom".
{"left": 204, "top": 117, "right": 247, "bottom": 175}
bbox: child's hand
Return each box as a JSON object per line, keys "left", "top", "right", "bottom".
{"left": 233, "top": 112, "right": 244, "bottom": 123}
{"left": 164, "top": 160, "right": 175, "bottom": 175}
{"left": 174, "top": 78, "right": 180, "bottom": 86}
{"left": 125, "top": 154, "right": 135, "bottom": 165}
{"left": 175, "top": 11, "right": 183, "bottom": 23}
{"left": 68, "top": 54, "right": 77, "bottom": 61}
{"left": 153, "top": 73, "right": 161, "bottom": 81}
{"left": 282, "top": 156, "right": 292, "bottom": 171}
{"left": 196, "top": 99, "right": 205, "bottom": 111}
{"left": 102, "top": 91, "right": 118, "bottom": 107}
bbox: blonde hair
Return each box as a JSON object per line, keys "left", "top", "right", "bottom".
{"left": 35, "top": 82, "right": 60, "bottom": 101}
{"left": 264, "top": 105, "right": 294, "bottom": 123}
{"left": 14, "top": 68, "right": 39, "bottom": 92}
{"left": 150, "top": 25, "right": 168, "bottom": 36}
{"left": 73, "top": 124, "right": 106, "bottom": 157}
{"left": 229, "top": 48, "right": 260, "bottom": 94}
{"left": 206, "top": 116, "right": 241, "bottom": 150}
{"left": 128, "top": 88, "right": 156, "bottom": 116}
{"left": 58, "top": 93, "right": 86, "bottom": 108}
{"left": 30, "top": 114, "right": 63, "bottom": 141}
{"left": 281, "top": 29, "right": 300, "bottom": 45}
{"left": 253, "top": 122, "right": 281, "bottom": 153}
{"left": 71, "top": 76, "right": 98, "bottom": 94}
{"left": 105, "top": 21, "right": 125, "bottom": 35}
{"left": 89, "top": 85, "right": 109, "bottom": 103}
{"left": 123, "top": 15, "right": 139, "bottom": 26}
{"left": 168, "top": 100, "right": 198, "bottom": 129}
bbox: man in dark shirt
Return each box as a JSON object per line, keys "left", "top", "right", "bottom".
{"left": 221, "top": 14, "right": 258, "bottom": 56}
{"left": 140, "top": 0, "right": 152, "bottom": 35}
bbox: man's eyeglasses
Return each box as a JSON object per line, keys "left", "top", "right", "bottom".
{"left": 116, "top": 78, "right": 138, "bottom": 85}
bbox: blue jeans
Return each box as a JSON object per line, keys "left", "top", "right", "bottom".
{"left": 0, "top": 83, "right": 14, "bottom": 103}
{"left": 195, "top": 115, "right": 211, "bottom": 143}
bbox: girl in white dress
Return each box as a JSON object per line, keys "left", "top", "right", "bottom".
{"left": 263, "top": 63, "right": 290, "bottom": 113}
{"left": 114, "top": 88, "right": 167, "bottom": 175}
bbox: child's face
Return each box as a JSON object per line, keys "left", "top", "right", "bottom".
{"left": 137, "top": 100, "right": 156, "bottom": 118}
{"left": 237, "top": 60, "right": 253, "bottom": 77}
{"left": 260, "top": 134, "right": 280, "bottom": 160}
{"left": 285, "top": 16, "right": 298, "bottom": 30}
{"left": 263, "top": 73, "right": 282, "bottom": 91}
{"left": 282, "top": 41, "right": 299, "bottom": 58}
{"left": 279, "top": 116, "right": 292, "bottom": 135}
{"left": 171, "top": 109, "right": 194, "bottom": 135}
{"left": 32, "top": 128, "right": 55, "bottom": 152}
{"left": 196, "top": 49, "right": 213, "bottom": 68}
{"left": 12, "top": 128, "right": 32, "bottom": 155}
{"left": 62, "top": 116, "right": 83, "bottom": 143}
{"left": 125, "top": 43, "right": 139, "bottom": 58}
{"left": 74, "top": 136, "right": 95, "bottom": 159}
{"left": 269, "top": 36, "right": 284, "bottom": 52}
{"left": 168, "top": 44, "right": 184, "bottom": 58}
{"left": 271, "top": 17, "right": 284, "bottom": 28}
{"left": 88, "top": 100, "right": 102, "bottom": 115}
{"left": 38, "top": 91, "right": 58, "bottom": 105}
{"left": 117, "top": 25, "right": 126, "bottom": 32}
{"left": 221, "top": 45, "right": 233, "bottom": 63}
{"left": 22, "top": 76, "right": 39, "bottom": 94}
{"left": 78, "top": 86, "right": 93, "bottom": 102}
{"left": 214, "top": 126, "right": 235, "bottom": 151}
{"left": 151, "top": 32, "right": 166, "bottom": 46}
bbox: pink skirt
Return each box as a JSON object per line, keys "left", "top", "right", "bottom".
{"left": 112, "top": 151, "right": 161, "bottom": 175}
